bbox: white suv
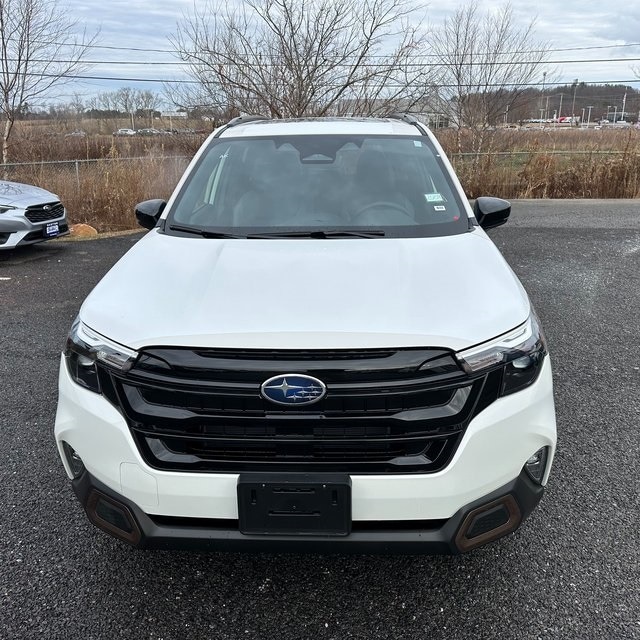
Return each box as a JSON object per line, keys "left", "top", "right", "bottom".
{"left": 55, "top": 115, "right": 556, "bottom": 552}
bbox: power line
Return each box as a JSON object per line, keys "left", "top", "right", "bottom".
{"left": 45, "top": 41, "right": 177, "bottom": 54}
{"left": 17, "top": 70, "right": 640, "bottom": 87}
{"left": 95, "top": 40, "right": 640, "bottom": 57}
{"left": 7, "top": 56, "right": 640, "bottom": 68}
{"left": 9, "top": 38, "right": 640, "bottom": 58}
{"left": 10, "top": 59, "right": 185, "bottom": 66}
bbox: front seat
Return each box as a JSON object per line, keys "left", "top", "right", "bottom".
{"left": 348, "top": 149, "right": 415, "bottom": 224}
{"left": 233, "top": 152, "right": 301, "bottom": 227}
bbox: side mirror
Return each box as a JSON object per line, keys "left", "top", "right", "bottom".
{"left": 135, "top": 199, "right": 166, "bottom": 230}
{"left": 473, "top": 197, "right": 511, "bottom": 230}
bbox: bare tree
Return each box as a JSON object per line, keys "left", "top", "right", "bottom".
{"left": 91, "top": 91, "right": 117, "bottom": 113}
{"left": 69, "top": 92, "right": 84, "bottom": 112}
{"left": 429, "top": 2, "right": 551, "bottom": 154}
{"left": 136, "top": 90, "right": 162, "bottom": 127}
{"left": 0, "top": 0, "right": 96, "bottom": 163}
{"left": 114, "top": 87, "right": 138, "bottom": 129}
{"left": 90, "top": 88, "right": 161, "bottom": 129}
{"left": 170, "top": 0, "right": 436, "bottom": 118}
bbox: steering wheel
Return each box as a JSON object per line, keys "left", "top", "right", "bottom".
{"left": 352, "top": 200, "right": 415, "bottom": 225}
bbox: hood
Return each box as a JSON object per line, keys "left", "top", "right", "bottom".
{"left": 0, "top": 180, "right": 58, "bottom": 206}
{"left": 80, "top": 230, "right": 530, "bottom": 352}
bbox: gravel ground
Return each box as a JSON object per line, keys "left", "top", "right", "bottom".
{"left": 1, "top": 200, "right": 639, "bottom": 640}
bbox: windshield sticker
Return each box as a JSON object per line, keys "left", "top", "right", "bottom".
{"left": 413, "top": 140, "right": 422, "bottom": 147}
{"left": 425, "top": 193, "right": 444, "bottom": 202}
{"left": 434, "top": 205, "right": 446, "bottom": 211}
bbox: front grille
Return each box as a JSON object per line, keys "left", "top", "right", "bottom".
{"left": 25, "top": 201, "right": 64, "bottom": 222}
{"left": 99, "top": 347, "right": 503, "bottom": 474}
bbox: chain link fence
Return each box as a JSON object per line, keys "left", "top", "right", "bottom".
{"left": 1, "top": 156, "right": 191, "bottom": 231}
{"left": 1, "top": 150, "right": 638, "bottom": 231}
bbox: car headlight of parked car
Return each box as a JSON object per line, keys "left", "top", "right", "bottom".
{"left": 0, "top": 205, "right": 17, "bottom": 214}
{"left": 456, "top": 312, "right": 547, "bottom": 396}
{"left": 64, "top": 318, "right": 138, "bottom": 393}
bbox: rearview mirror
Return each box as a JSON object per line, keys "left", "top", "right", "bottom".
{"left": 473, "top": 197, "right": 511, "bottom": 230}
{"left": 135, "top": 199, "right": 166, "bottom": 230}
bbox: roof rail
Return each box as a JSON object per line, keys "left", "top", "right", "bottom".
{"left": 227, "top": 115, "right": 270, "bottom": 127}
{"left": 386, "top": 112, "right": 428, "bottom": 135}
{"left": 213, "top": 114, "right": 270, "bottom": 137}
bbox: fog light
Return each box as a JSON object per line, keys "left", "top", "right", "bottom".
{"left": 524, "top": 447, "right": 549, "bottom": 484}
{"left": 61, "top": 441, "right": 85, "bottom": 478}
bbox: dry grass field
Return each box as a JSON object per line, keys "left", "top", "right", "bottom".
{"left": 3, "top": 120, "right": 639, "bottom": 232}
{"left": 437, "top": 127, "right": 640, "bottom": 199}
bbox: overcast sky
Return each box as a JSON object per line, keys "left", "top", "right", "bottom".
{"left": 63, "top": 0, "right": 640, "bottom": 104}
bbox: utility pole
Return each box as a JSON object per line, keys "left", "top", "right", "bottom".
{"left": 571, "top": 79, "right": 578, "bottom": 124}
{"left": 541, "top": 71, "right": 547, "bottom": 119}
{"left": 586, "top": 105, "right": 593, "bottom": 126}
{"left": 558, "top": 94, "right": 563, "bottom": 121}
{"left": 621, "top": 92, "right": 627, "bottom": 122}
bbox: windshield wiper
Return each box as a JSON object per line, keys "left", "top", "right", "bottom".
{"left": 169, "top": 225, "right": 386, "bottom": 239}
{"left": 169, "top": 224, "right": 245, "bottom": 239}
{"left": 247, "top": 229, "right": 386, "bottom": 239}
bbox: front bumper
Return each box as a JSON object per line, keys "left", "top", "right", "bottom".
{"left": 55, "top": 355, "right": 556, "bottom": 552}
{"left": 0, "top": 211, "right": 69, "bottom": 249}
{"left": 72, "top": 467, "right": 544, "bottom": 553}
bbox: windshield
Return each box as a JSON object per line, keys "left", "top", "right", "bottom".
{"left": 166, "top": 135, "right": 469, "bottom": 238}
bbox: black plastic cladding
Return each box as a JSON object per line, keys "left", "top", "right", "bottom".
{"left": 97, "top": 347, "right": 503, "bottom": 474}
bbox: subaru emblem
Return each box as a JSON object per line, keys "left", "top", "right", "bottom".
{"left": 260, "top": 374, "right": 327, "bottom": 406}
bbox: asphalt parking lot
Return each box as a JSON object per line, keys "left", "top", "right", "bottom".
{"left": 1, "top": 200, "right": 639, "bottom": 640}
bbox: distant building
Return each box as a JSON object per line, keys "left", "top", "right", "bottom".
{"left": 160, "top": 111, "right": 188, "bottom": 119}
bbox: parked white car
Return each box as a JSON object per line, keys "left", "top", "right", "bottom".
{"left": 0, "top": 180, "right": 68, "bottom": 249}
{"left": 113, "top": 128, "right": 136, "bottom": 136}
{"left": 56, "top": 115, "right": 556, "bottom": 553}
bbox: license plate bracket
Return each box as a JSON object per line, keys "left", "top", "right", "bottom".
{"left": 238, "top": 473, "right": 352, "bottom": 536}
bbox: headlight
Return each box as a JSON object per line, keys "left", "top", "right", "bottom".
{"left": 456, "top": 313, "right": 547, "bottom": 396}
{"left": 64, "top": 317, "right": 138, "bottom": 393}
{"left": 0, "top": 205, "right": 17, "bottom": 214}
